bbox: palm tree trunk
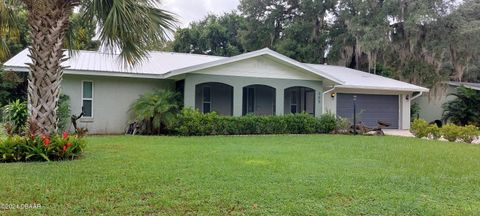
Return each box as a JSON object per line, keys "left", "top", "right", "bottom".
{"left": 23, "top": 0, "right": 78, "bottom": 134}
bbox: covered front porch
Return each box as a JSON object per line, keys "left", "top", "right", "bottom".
{"left": 182, "top": 74, "right": 324, "bottom": 117}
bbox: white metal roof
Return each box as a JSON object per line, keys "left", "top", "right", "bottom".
{"left": 3, "top": 48, "right": 428, "bottom": 92}
{"left": 4, "top": 49, "right": 224, "bottom": 78}
{"left": 448, "top": 81, "right": 480, "bottom": 91}
{"left": 307, "top": 64, "right": 429, "bottom": 92}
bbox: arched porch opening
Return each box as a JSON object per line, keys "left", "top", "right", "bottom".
{"left": 195, "top": 82, "right": 233, "bottom": 116}
{"left": 284, "top": 86, "right": 315, "bottom": 115}
{"left": 242, "top": 85, "right": 276, "bottom": 115}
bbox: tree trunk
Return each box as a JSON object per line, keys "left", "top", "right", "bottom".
{"left": 23, "top": 0, "right": 78, "bottom": 135}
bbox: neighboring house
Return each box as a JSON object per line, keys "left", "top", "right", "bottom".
{"left": 4, "top": 48, "right": 428, "bottom": 134}
{"left": 414, "top": 82, "right": 480, "bottom": 123}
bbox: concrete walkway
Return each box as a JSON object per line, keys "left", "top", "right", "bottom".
{"left": 383, "top": 129, "right": 414, "bottom": 137}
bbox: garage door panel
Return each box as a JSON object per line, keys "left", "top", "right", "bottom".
{"left": 337, "top": 94, "right": 399, "bottom": 129}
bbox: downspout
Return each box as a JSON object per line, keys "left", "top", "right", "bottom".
{"left": 411, "top": 92, "right": 423, "bottom": 101}
{"left": 322, "top": 86, "right": 336, "bottom": 114}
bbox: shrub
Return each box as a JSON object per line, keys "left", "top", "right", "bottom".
{"left": 460, "top": 125, "right": 479, "bottom": 144}
{"left": 411, "top": 102, "right": 420, "bottom": 122}
{"left": 441, "top": 124, "right": 462, "bottom": 142}
{"left": 0, "top": 132, "right": 85, "bottom": 163}
{"left": 318, "top": 113, "right": 337, "bottom": 134}
{"left": 2, "top": 100, "right": 28, "bottom": 134}
{"left": 57, "top": 95, "right": 71, "bottom": 132}
{"left": 410, "top": 119, "right": 429, "bottom": 138}
{"left": 130, "top": 90, "right": 181, "bottom": 135}
{"left": 426, "top": 125, "right": 441, "bottom": 140}
{"left": 173, "top": 108, "right": 341, "bottom": 136}
{"left": 442, "top": 86, "right": 480, "bottom": 126}
{"left": 335, "top": 117, "right": 350, "bottom": 134}
{"left": 285, "top": 113, "right": 319, "bottom": 134}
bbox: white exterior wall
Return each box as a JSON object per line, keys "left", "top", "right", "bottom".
{"left": 324, "top": 88, "right": 415, "bottom": 130}
{"left": 413, "top": 86, "right": 457, "bottom": 123}
{"left": 62, "top": 74, "right": 174, "bottom": 134}
{"left": 195, "top": 55, "right": 324, "bottom": 81}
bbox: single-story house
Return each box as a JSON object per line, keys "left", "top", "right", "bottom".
{"left": 414, "top": 82, "right": 480, "bottom": 123}
{"left": 4, "top": 48, "right": 429, "bottom": 134}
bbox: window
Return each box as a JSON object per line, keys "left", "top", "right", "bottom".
{"left": 246, "top": 87, "right": 255, "bottom": 113}
{"left": 290, "top": 90, "right": 298, "bottom": 113}
{"left": 82, "top": 81, "right": 93, "bottom": 117}
{"left": 202, "top": 87, "right": 211, "bottom": 113}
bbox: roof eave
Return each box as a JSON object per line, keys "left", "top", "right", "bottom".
{"left": 336, "top": 85, "right": 430, "bottom": 92}
{"left": 3, "top": 65, "right": 166, "bottom": 79}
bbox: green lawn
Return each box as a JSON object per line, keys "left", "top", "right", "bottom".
{"left": 1, "top": 135, "right": 480, "bottom": 215}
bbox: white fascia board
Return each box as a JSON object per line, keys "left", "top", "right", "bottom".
{"left": 336, "top": 85, "right": 430, "bottom": 93}
{"left": 3, "top": 66, "right": 29, "bottom": 72}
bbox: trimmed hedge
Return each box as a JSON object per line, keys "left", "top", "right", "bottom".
{"left": 172, "top": 108, "right": 343, "bottom": 136}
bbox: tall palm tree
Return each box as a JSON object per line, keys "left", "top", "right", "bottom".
{"left": 0, "top": 0, "right": 176, "bottom": 134}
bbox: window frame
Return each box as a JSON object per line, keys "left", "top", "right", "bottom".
{"left": 81, "top": 80, "right": 94, "bottom": 118}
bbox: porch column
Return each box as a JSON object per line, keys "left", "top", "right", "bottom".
{"left": 184, "top": 77, "right": 195, "bottom": 109}
{"left": 275, "top": 87, "right": 284, "bottom": 116}
{"left": 233, "top": 85, "right": 243, "bottom": 116}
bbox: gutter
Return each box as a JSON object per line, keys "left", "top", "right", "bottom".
{"left": 411, "top": 92, "right": 424, "bottom": 101}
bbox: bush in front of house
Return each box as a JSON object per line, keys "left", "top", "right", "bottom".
{"left": 410, "top": 119, "right": 429, "bottom": 138}
{"left": 172, "top": 108, "right": 343, "bottom": 136}
{"left": 0, "top": 132, "right": 85, "bottom": 163}
{"left": 130, "top": 90, "right": 181, "bottom": 135}
{"left": 426, "top": 124, "right": 441, "bottom": 140}
{"left": 57, "top": 95, "right": 71, "bottom": 132}
{"left": 2, "top": 100, "right": 28, "bottom": 135}
{"left": 442, "top": 86, "right": 480, "bottom": 127}
{"left": 440, "top": 124, "right": 463, "bottom": 142}
{"left": 411, "top": 119, "right": 479, "bottom": 143}
{"left": 459, "top": 125, "right": 479, "bottom": 144}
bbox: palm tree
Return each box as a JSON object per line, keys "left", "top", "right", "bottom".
{"left": 0, "top": 0, "right": 176, "bottom": 134}
{"left": 130, "top": 90, "right": 180, "bottom": 135}
{"left": 443, "top": 86, "right": 480, "bottom": 126}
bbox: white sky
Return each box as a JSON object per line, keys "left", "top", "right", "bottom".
{"left": 161, "top": 0, "right": 240, "bottom": 28}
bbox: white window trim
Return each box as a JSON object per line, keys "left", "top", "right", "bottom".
{"left": 81, "top": 80, "right": 94, "bottom": 119}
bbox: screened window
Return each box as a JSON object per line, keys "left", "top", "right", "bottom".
{"left": 246, "top": 87, "right": 255, "bottom": 113}
{"left": 82, "top": 81, "right": 93, "bottom": 117}
{"left": 202, "top": 87, "right": 211, "bottom": 113}
{"left": 290, "top": 90, "right": 298, "bottom": 113}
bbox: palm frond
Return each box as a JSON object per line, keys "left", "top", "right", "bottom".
{"left": 82, "top": 0, "right": 178, "bottom": 66}
{"left": 0, "top": 0, "right": 21, "bottom": 61}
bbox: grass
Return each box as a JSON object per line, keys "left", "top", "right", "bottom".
{"left": 1, "top": 135, "right": 480, "bottom": 215}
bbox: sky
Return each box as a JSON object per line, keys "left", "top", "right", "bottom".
{"left": 161, "top": 0, "right": 240, "bottom": 28}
